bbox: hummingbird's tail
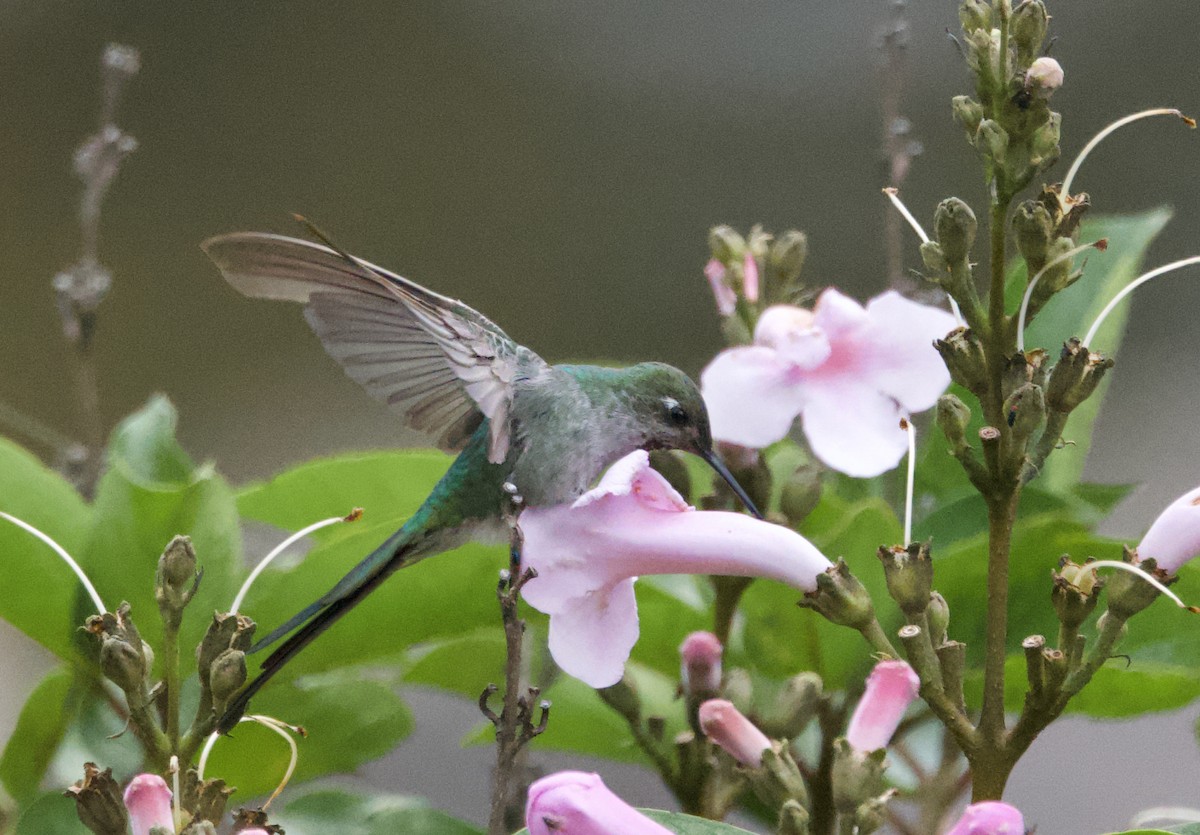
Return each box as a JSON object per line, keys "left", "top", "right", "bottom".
{"left": 217, "top": 523, "right": 418, "bottom": 733}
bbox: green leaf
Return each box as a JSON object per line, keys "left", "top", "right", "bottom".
{"left": 0, "top": 668, "right": 75, "bottom": 805}
{"left": 1106, "top": 827, "right": 1200, "bottom": 835}
{"left": 514, "top": 808, "right": 757, "bottom": 834}
{"left": 202, "top": 674, "right": 413, "bottom": 797}
{"left": 14, "top": 790, "right": 86, "bottom": 835}
{"left": 78, "top": 396, "right": 242, "bottom": 673}
{"left": 274, "top": 789, "right": 483, "bottom": 835}
{"left": 0, "top": 437, "right": 92, "bottom": 659}
{"left": 1008, "top": 209, "right": 1171, "bottom": 490}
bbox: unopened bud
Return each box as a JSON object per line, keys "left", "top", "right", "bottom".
{"left": 1052, "top": 558, "right": 1103, "bottom": 630}
{"left": 831, "top": 739, "right": 887, "bottom": 816}
{"left": 721, "top": 667, "right": 754, "bottom": 716}
{"left": 769, "top": 230, "right": 808, "bottom": 287}
{"left": 780, "top": 463, "right": 822, "bottom": 526}
{"left": 927, "top": 591, "right": 950, "bottom": 646}
{"left": 97, "top": 604, "right": 149, "bottom": 695}
{"left": 156, "top": 535, "right": 199, "bottom": 626}
{"left": 699, "top": 699, "right": 771, "bottom": 767}
{"left": 744, "top": 744, "right": 810, "bottom": 810}
{"left": 878, "top": 542, "right": 933, "bottom": 619}
{"left": 936, "top": 393, "right": 972, "bottom": 451}
{"left": 1004, "top": 382, "right": 1046, "bottom": 443}
{"left": 951, "top": 95, "right": 984, "bottom": 137}
{"left": 1013, "top": 200, "right": 1056, "bottom": 271}
{"left": 777, "top": 800, "right": 811, "bottom": 835}
{"left": 767, "top": 672, "right": 824, "bottom": 740}
{"left": 708, "top": 225, "right": 745, "bottom": 264}
{"left": 919, "top": 240, "right": 948, "bottom": 274}
{"left": 854, "top": 790, "right": 898, "bottom": 834}
{"left": 799, "top": 559, "right": 876, "bottom": 630}
{"left": 1045, "top": 338, "right": 1114, "bottom": 414}
{"left": 935, "top": 327, "right": 988, "bottom": 395}
{"left": 975, "top": 119, "right": 1009, "bottom": 163}
{"left": 1025, "top": 56, "right": 1064, "bottom": 96}
{"left": 1012, "top": 1, "right": 1050, "bottom": 62}
{"left": 935, "top": 198, "right": 977, "bottom": 264}
{"left": 958, "top": 0, "right": 992, "bottom": 35}
{"left": 209, "top": 649, "right": 247, "bottom": 711}
{"left": 1030, "top": 111, "right": 1062, "bottom": 168}
{"left": 679, "top": 631, "right": 723, "bottom": 698}
{"left": 65, "top": 763, "right": 129, "bottom": 835}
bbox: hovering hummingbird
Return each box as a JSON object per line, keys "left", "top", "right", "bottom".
{"left": 203, "top": 230, "right": 761, "bottom": 731}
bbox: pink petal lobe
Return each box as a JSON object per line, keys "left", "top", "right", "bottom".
{"left": 699, "top": 699, "right": 771, "bottom": 767}
{"left": 845, "top": 660, "right": 920, "bottom": 752}
{"left": 812, "top": 287, "right": 872, "bottom": 340}
{"left": 701, "top": 346, "right": 807, "bottom": 448}
{"left": 526, "top": 771, "right": 673, "bottom": 835}
{"left": 680, "top": 631, "right": 724, "bottom": 695}
{"left": 547, "top": 578, "right": 640, "bottom": 688}
{"left": 123, "top": 774, "right": 173, "bottom": 835}
{"left": 801, "top": 382, "right": 909, "bottom": 477}
{"left": 1138, "top": 484, "right": 1200, "bottom": 574}
{"left": 860, "top": 291, "right": 957, "bottom": 411}
{"left": 754, "top": 305, "right": 832, "bottom": 370}
{"left": 945, "top": 801, "right": 1026, "bottom": 834}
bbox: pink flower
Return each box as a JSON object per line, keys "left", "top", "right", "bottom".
{"left": 123, "top": 774, "right": 173, "bottom": 835}
{"left": 520, "top": 451, "right": 831, "bottom": 688}
{"left": 845, "top": 660, "right": 920, "bottom": 753}
{"left": 698, "top": 699, "right": 772, "bottom": 767}
{"left": 705, "top": 259, "right": 737, "bottom": 316}
{"left": 945, "top": 801, "right": 1026, "bottom": 834}
{"left": 1137, "top": 484, "right": 1200, "bottom": 575}
{"left": 1025, "top": 57, "right": 1063, "bottom": 94}
{"left": 700, "top": 289, "right": 956, "bottom": 477}
{"left": 525, "top": 771, "right": 672, "bottom": 835}
{"left": 742, "top": 250, "right": 760, "bottom": 303}
{"left": 680, "top": 631, "right": 723, "bottom": 696}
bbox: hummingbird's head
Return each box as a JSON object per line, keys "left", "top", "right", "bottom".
{"left": 626, "top": 363, "right": 763, "bottom": 518}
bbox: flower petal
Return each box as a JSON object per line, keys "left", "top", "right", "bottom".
{"left": 546, "top": 578, "right": 640, "bottom": 688}
{"left": 1137, "top": 484, "right": 1200, "bottom": 574}
{"left": 861, "top": 291, "right": 957, "bottom": 411}
{"left": 754, "top": 305, "right": 831, "bottom": 370}
{"left": 700, "top": 346, "right": 807, "bottom": 448}
{"left": 526, "top": 772, "right": 672, "bottom": 835}
{"left": 699, "top": 699, "right": 771, "bottom": 767}
{"left": 945, "top": 801, "right": 1026, "bottom": 835}
{"left": 801, "top": 382, "right": 909, "bottom": 477}
{"left": 812, "top": 287, "right": 872, "bottom": 339}
{"left": 844, "top": 660, "right": 920, "bottom": 753}
{"left": 123, "top": 774, "right": 173, "bottom": 835}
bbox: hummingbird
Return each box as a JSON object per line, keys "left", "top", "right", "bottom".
{"left": 202, "top": 229, "right": 761, "bottom": 731}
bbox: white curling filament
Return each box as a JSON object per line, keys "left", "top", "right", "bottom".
{"left": 1082, "top": 256, "right": 1200, "bottom": 349}
{"left": 229, "top": 511, "right": 360, "bottom": 614}
{"left": 900, "top": 417, "right": 915, "bottom": 545}
{"left": 882, "top": 187, "right": 966, "bottom": 326}
{"left": 0, "top": 510, "right": 106, "bottom": 614}
{"left": 1016, "top": 240, "right": 1106, "bottom": 353}
{"left": 196, "top": 714, "right": 302, "bottom": 810}
{"left": 1061, "top": 109, "right": 1195, "bottom": 207}
{"left": 1086, "top": 560, "right": 1197, "bottom": 612}
{"left": 169, "top": 755, "right": 182, "bottom": 834}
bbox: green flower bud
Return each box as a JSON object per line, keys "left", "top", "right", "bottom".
{"left": 767, "top": 672, "right": 824, "bottom": 740}
{"left": 927, "top": 591, "right": 950, "bottom": 646}
{"left": 1013, "top": 200, "right": 1056, "bottom": 271}
{"left": 744, "top": 744, "right": 810, "bottom": 810}
{"left": 721, "top": 667, "right": 754, "bottom": 716}
{"left": 777, "top": 800, "right": 811, "bottom": 835}
{"left": 1044, "top": 338, "right": 1115, "bottom": 414}
{"left": 1030, "top": 111, "right": 1062, "bottom": 169}
{"left": 1011, "top": 0, "right": 1049, "bottom": 62}
{"left": 975, "top": 119, "right": 1009, "bottom": 163}
{"left": 935, "top": 327, "right": 988, "bottom": 395}
{"left": 799, "top": 559, "right": 876, "bottom": 630}
{"left": 156, "top": 535, "right": 199, "bottom": 627}
{"left": 951, "top": 95, "right": 984, "bottom": 137}
{"left": 708, "top": 225, "right": 745, "bottom": 264}
{"left": 959, "top": 0, "right": 992, "bottom": 34}
{"left": 854, "top": 790, "right": 898, "bottom": 834}
{"left": 878, "top": 542, "right": 933, "bottom": 619}
{"left": 964, "top": 28, "right": 996, "bottom": 74}
{"left": 935, "top": 198, "right": 977, "bottom": 264}
{"left": 919, "top": 240, "right": 948, "bottom": 274}
{"left": 769, "top": 229, "right": 808, "bottom": 288}
{"left": 95, "top": 603, "right": 150, "bottom": 696}
{"left": 1004, "top": 383, "right": 1046, "bottom": 443}
{"left": 1052, "top": 558, "right": 1104, "bottom": 631}
{"left": 209, "top": 649, "right": 247, "bottom": 712}
{"left": 831, "top": 739, "right": 886, "bottom": 816}
{"left": 65, "top": 763, "right": 129, "bottom": 835}
{"left": 780, "top": 462, "right": 822, "bottom": 527}
{"left": 936, "top": 393, "right": 972, "bottom": 451}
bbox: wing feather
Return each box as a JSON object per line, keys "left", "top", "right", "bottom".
{"left": 203, "top": 232, "right": 543, "bottom": 459}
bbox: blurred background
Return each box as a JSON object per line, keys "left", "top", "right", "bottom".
{"left": 1, "top": 1, "right": 1198, "bottom": 832}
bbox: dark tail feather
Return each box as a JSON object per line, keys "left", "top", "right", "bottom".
{"left": 217, "top": 525, "right": 416, "bottom": 733}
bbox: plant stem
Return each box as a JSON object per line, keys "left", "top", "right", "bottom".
{"left": 712, "top": 576, "right": 752, "bottom": 646}
{"left": 163, "top": 622, "right": 181, "bottom": 750}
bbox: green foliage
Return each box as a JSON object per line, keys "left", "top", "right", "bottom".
{"left": 0, "top": 668, "right": 75, "bottom": 805}
{"left": 13, "top": 791, "right": 85, "bottom": 835}
{"left": 1107, "top": 827, "right": 1200, "bottom": 835}
{"left": 274, "top": 789, "right": 483, "bottom": 834}
{"left": 514, "top": 808, "right": 757, "bottom": 834}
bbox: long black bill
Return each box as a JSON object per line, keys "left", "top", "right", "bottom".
{"left": 700, "top": 449, "right": 764, "bottom": 519}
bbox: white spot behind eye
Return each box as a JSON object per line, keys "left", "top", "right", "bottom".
{"left": 662, "top": 397, "right": 680, "bottom": 410}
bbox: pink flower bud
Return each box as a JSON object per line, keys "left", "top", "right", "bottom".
{"left": 679, "top": 631, "right": 723, "bottom": 696}
{"left": 123, "top": 773, "right": 173, "bottom": 835}
{"left": 945, "top": 800, "right": 1025, "bottom": 834}
{"left": 845, "top": 660, "right": 919, "bottom": 753}
{"left": 742, "top": 251, "right": 760, "bottom": 303}
{"left": 525, "top": 771, "right": 672, "bottom": 835}
{"left": 1137, "top": 484, "right": 1200, "bottom": 574}
{"left": 698, "top": 698, "right": 772, "bottom": 767}
{"left": 1025, "top": 57, "right": 1063, "bottom": 93}
{"left": 704, "top": 259, "right": 736, "bottom": 316}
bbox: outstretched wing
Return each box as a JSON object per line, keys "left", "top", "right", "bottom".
{"left": 202, "top": 232, "right": 540, "bottom": 462}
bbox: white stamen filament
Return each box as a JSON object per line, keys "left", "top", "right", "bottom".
{"left": 1082, "top": 256, "right": 1200, "bottom": 348}
{"left": 901, "top": 417, "right": 915, "bottom": 545}
{"left": 197, "top": 715, "right": 303, "bottom": 809}
{"left": 230, "top": 511, "right": 360, "bottom": 614}
{"left": 882, "top": 188, "right": 966, "bottom": 326}
{"left": 0, "top": 510, "right": 106, "bottom": 614}
{"left": 1061, "top": 108, "right": 1196, "bottom": 205}
{"left": 1086, "top": 560, "right": 1196, "bottom": 611}
{"left": 169, "top": 755, "right": 182, "bottom": 834}
{"left": 1016, "top": 240, "right": 1107, "bottom": 352}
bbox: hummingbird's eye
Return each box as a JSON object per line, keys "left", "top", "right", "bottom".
{"left": 663, "top": 398, "right": 688, "bottom": 426}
